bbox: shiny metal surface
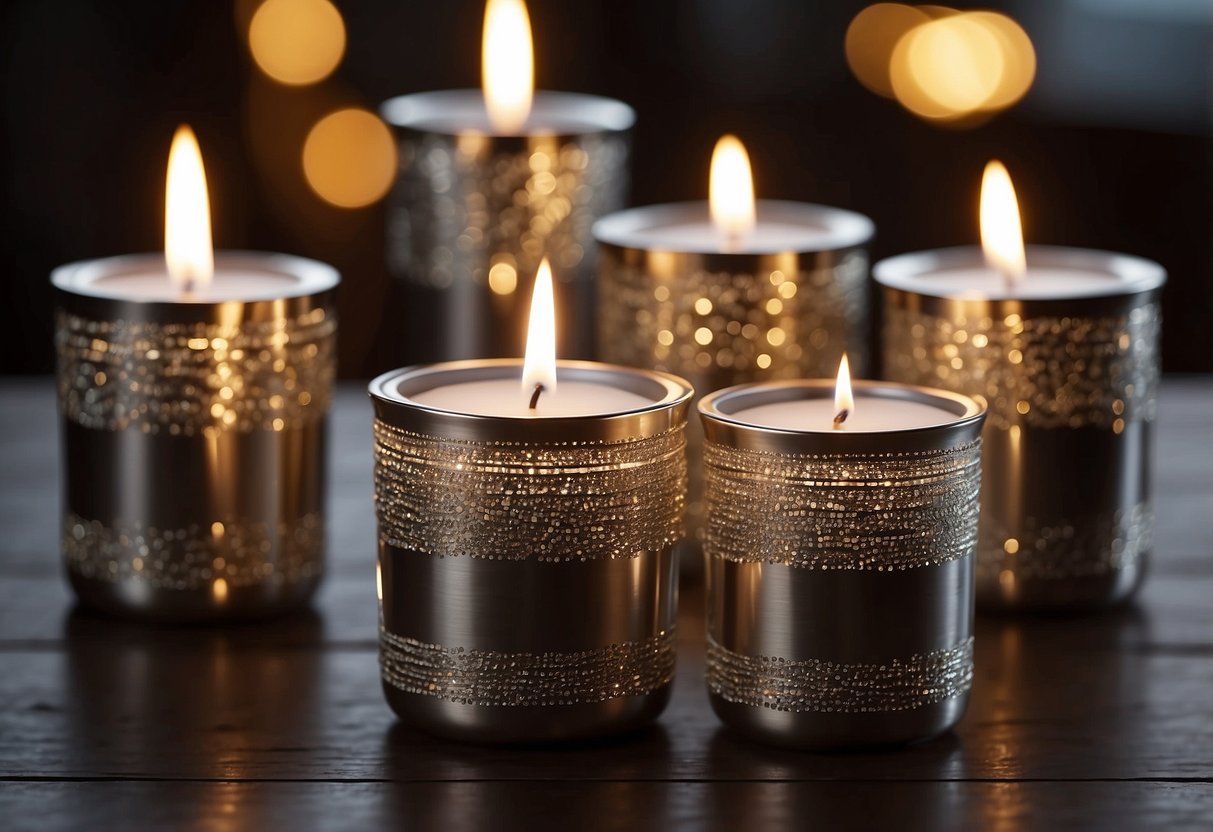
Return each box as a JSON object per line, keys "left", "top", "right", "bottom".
{"left": 53, "top": 253, "right": 338, "bottom": 623}
{"left": 594, "top": 207, "right": 874, "bottom": 573}
{"left": 699, "top": 382, "right": 984, "bottom": 749}
{"left": 371, "top": 363, "right": 691, "bottom": 742}
{"left": 379, "top": 545, "right": 676, "bottom": 743}
{"left": 382, "top": 90, "right": 633, "bottom": 363}
{"left": 874, "top": 247, "right": 1166, "bottom": 611}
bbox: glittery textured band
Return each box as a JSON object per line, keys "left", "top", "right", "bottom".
{"left": 379, "top": 627, "right": 677, "bottom": 706}
{"left": 597, "top": 253, "right": 869, "bottom": 385}
{"left": 703, "top": 439, "right": 982, "bottom": 570}
{"left": 372, "top": 420, "right": 687, "bottom": 561}
{"left": 63, "top": 511, "right": 324, "bottom": 590}
{"left": 55, "top": 308, "right": 336, "bottom": 435}
{"left": 707, "top": 636, "right": 974, "bottom": 713}
{"left": 978, "top": 502, "right": 1153, "bottom": 583}
{"left": 389, "top": 133, "right": 628, "bottom": 289}
{"left": 883, "top": 303, "right": 1161, "bottom": 431}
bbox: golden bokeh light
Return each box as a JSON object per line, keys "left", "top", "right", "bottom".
{"left": 302, "top": 109, "right": 398, "bottom": 208}
{"left": 845, "top": 3, "right": 930, "bottom": 97}
{"left": 848, "top": 4, "right": 1035, "bottom": 124}
{"left": 248, "top": 0, "right": 346, "bottom": 86}
{"left": 488, "top": 262, "right": 518, "bottom": 295}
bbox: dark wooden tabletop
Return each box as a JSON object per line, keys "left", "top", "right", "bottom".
{"left": 1, "top": 377, "right": 1211, "bottom": 831}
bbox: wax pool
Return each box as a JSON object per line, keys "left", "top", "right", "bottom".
{"left": 730, "top": 397, "right": 957, "bottom": 432}
{"left": 410, "top": 379, "right": 652, "bottom": 418}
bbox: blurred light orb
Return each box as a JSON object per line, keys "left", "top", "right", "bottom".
{"left": 302, "top": 109, "right": 398, "bottom": 208}
{"left": 895, "top": 14, "right": 1005, "bottom": 117}
{"left": 845, "top": 3, "right": 930, "bottom": 98}
{"left": 848, "top": 4, "right": 1035, "bottom": 124}
{"left": 248, "top": 0, "right": 346, "bottom": 86}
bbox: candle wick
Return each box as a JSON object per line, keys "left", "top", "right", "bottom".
{"left": 528, "top": 383, "right": 545, "bottom": 410}
{"left": 832, "top": 409, "right": 849, "bottom": 430}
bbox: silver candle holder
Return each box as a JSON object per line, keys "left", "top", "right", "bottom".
{"left": 699, "top": 380, "right": 985, "bottom": 749}
{"left": 594, "top": 202, "right": 874, "bottom": 561}
{"left": 370, "top": 359, "right": 691, "bottom": 743}
{"left": 53, "top": 253, "right": 339, "bottom": 622}
{"left": 875, "top": 246, "right": 1166, "bottom": 611}
{"left": 382, "top": 91, "right": 633, "bottom": 362}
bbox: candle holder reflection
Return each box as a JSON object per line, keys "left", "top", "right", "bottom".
{"left": 595, "top": 190, "right": 873, "bottom": 567}
{"left": 699, "top": 380, "right": 985, "bottom": 749}
{"left": 370, "top": 360, "right": 691, "bottom": 742}
{"left": 876, "top": 247, "right": 1165, "bottom": 611}
{"left": 53, "top": 253, "right": 338, "bottom": 622}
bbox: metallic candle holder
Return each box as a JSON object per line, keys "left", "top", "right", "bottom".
{"left": 594, "top": 202, "right": 875, "bottom": 562}
{"left": 369, "top": 359, "right": 692, "bottom": 743}
{"left": 381, "top": 91, "right": 634, "bottom": 362}
{"left": 52, "top": 253, "right": 339, "bottom": 622}
{"left": 875, "top": 247, "right": 1166, "bottom": 611}
{"left": 699, "top": 380, "right": 986, "bottom": 749}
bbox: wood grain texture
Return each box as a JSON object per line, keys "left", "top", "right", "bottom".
{"left": 1, "top": 378, "right": 1211, "bottom": 829}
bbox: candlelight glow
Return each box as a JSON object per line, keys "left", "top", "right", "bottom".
{"left": 980, "top": 160, "right": 1026, "bottom": 285}
{"left": 522, "top": 257, "right": 557, "bottom": 403}
{"left": 834, "top": 353, "right": 854, "bottom": 427}
{"left": 709, "top": 135, "right": 756, "bottom": 242}
{"left": 302, "top": 108, "right": 398, "bottom": 208}
{"left": 247, "top": 0, "right": 346, "bottom": 86}
{"left": 482, "top": 0, "right": 534, "bottom": 134}
{"left": 165, "top": 125, "right": 214, "bottom": 291}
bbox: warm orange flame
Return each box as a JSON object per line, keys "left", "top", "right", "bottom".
{"left": 709, "top": 135, "right": 756, "bottom": 242}
{"left": 522, "top": 257, "right": 557, "bottom": 403}
{"left": 164, "top": 125, "right": 214, "bottom": 291}
{"left": 980, "top": 159, "right": 1026, "bottom": 286}
{"left": 482, "top": 0, "right": 533, "bottom": 134}
{"left": 834, "top": 353, "right": 854, "bottom": 427}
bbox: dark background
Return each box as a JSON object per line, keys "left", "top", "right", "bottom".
{"left": 3, "top": 0, "right": 1211, "bottom": 376}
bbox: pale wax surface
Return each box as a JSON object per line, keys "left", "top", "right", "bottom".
{"left": 730, "top": 397, "right": 957, "bottom": 432}
{"left": 410, "top": 378, "right": 653, "bottom": 418}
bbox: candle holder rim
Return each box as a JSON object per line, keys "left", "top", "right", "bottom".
{"left": 593, "top": 199, "right": 874, "bottom": 255}
{"left": 50, "top": 250, "right": 341, "bottom": 303}
{"left": 872, "top": 244, "right": 1166, "bottom": 300}
{"left": 369, "top": 359, "right": 693, "bottom": 443}
{"left": 698, "top": 379, "right": 986, "bottom": 451}
{"left": 380, "top": 88, "right": 636, "bottom": 136}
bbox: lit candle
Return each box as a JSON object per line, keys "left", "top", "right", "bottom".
{"left": 698, "top": 365, "right": 986, "bottom": 749}
{"left": 381, "top": 0, "right": 634, "bottom": 362}
{"left": 52, "top": 126, "right": 340, "bottom": 623}
{"left": 874, "top": 160, "right": 1166, "bottom": 612}
{"left": 369, "top": 263, "right": 692, "bottom": 742}
{"left": 594, "top": 135, "right": 875, "bottom": 564}
{"left": 408, "top": 260, "right": 649, "bottom": 417}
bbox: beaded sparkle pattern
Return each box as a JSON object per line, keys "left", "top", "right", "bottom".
{"left": 373, "top": 420, "right": 686, "bottom": 561}
{"left": 978, "top": 502, "right": 1153, "bottom": 583}
{"left": 380, "top": 627, "right": 676, "bottom": 706}
{"left": 63, "top": 512, "right": 323, "bottom": 590}
{"left": 707, "top": 636, "right": 973, "bottom": 713}
{"left": 597, "top": 252, "right": 869, "bottom": 390}
{"left": 883, "top": 303, "right": 1161, "bottom": 431}
{"left": 388, "top": 133, "right": 627, "bottom": 290}
{"left": 703, "top": 440, "right": 982, "bottom": 570}
{"left": 56, "top": 308, "right": 336, "bottom": 435}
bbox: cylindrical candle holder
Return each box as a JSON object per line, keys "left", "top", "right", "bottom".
{"left": 699, "top": 380, "right": 985, "bottom": 749}
{"left": 370, "top": 359, "right": 692, "bottom": 743}
{"left": 53, "top": 253, "right": 339, "bottom": 622}
{"left": 381, "top": 91, "right": 633, "bottom": 363}
{"left": 875, "top": 246, "right": 1166, "bottom": 611}
{"left": 595, "top": 202, "right": 874, "bottom": 561}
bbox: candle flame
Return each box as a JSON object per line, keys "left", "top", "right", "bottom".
{"left": 833, "top": 353, "right": 854, "bottom": 428}
{"left": 482, "top": 0, "right": 533, "bottom": 134}
{"left": 522, "top": 257, "right": 557, "bottom": 404}
{"left": 164, "top": 125, "right": 214, "bottom": 291}
{"left": 980, "top": 159, "right": 1026, "bottom": 287}
{"left": 709, "top": 134, "right": 756, "bottom": 242}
